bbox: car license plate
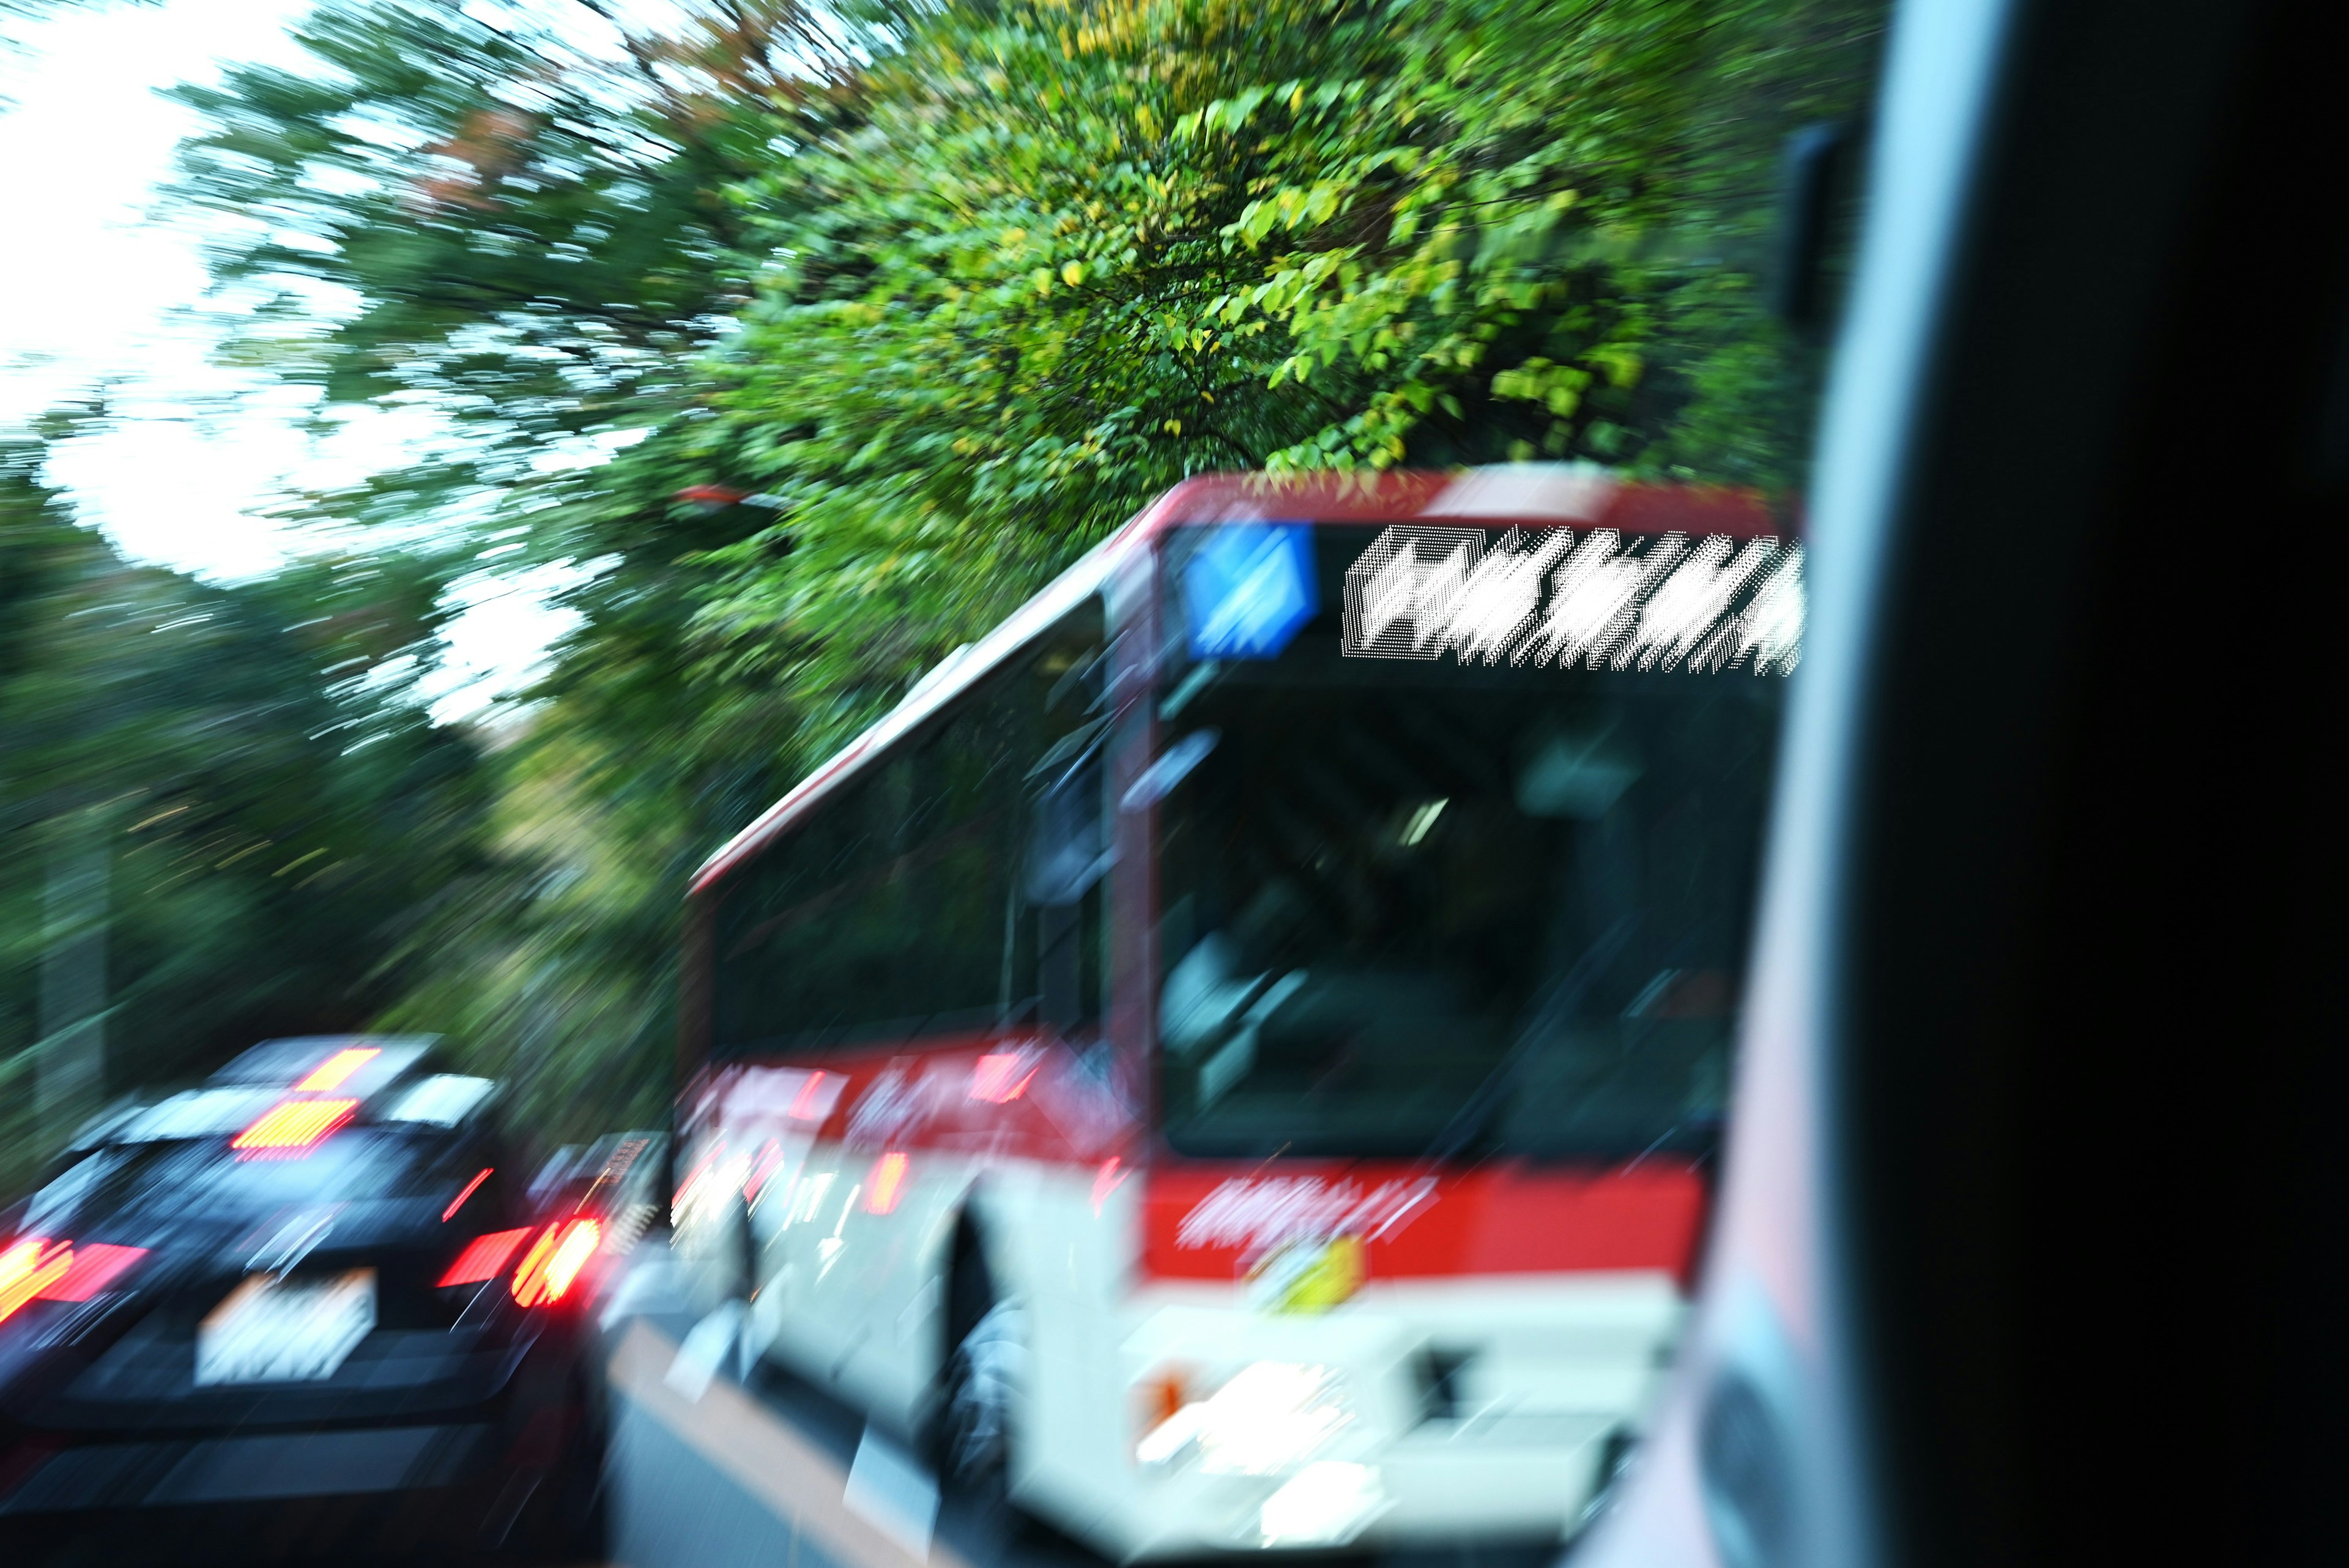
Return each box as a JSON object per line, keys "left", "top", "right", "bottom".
{"left": 195, "top": 1269, "right": 375, "bottom": 1386}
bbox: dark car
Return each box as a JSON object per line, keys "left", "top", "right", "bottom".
{"left": 0, "top": 1035, "right": 651, "bottom": 1562}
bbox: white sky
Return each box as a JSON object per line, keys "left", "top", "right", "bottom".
{"left": 0, "top": 0, "right": 578, "bottom": 720}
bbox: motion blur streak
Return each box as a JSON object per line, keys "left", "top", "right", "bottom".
{"left": 787, "top": 1071, "right": 833, "bottom": 1119}
{"left": 230, "top": 1096, "right": 359, "bottom": 1155}
{"left": 438, "top": 1227, "right": 531, "bottom": 1287}
{"left": 969, "top": 1052, "right": 1037, "bottom": 1102}
{"left": 442, "top": 1165, "right": 494, "bottom": 1221}
{"left": 510, "top": 1218, "right": 601, "bottom": 1306}
{"left": 294, "top": 1045, "right": 380, "bottom": 1091}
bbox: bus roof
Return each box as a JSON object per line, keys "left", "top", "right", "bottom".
{"left": 688, "top": 466, "right": 1778, "bottom": 894}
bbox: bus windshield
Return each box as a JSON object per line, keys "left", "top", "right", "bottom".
{"left": 1152, "top": 521, "right": 1794, "bottom": 1161}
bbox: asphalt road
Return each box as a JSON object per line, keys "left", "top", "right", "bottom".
{"left": 2, "top": 1238, "right": 1081, "bottom": 1568}
{"left": 6, "top": 1237, "right": 1567, "bottom": 1568}
{"left": 598, "top": 1249, "right": 1096, "bottom": 1568}
{"left": 598, "top": 1243, "right": 1562, "bottom": 1568}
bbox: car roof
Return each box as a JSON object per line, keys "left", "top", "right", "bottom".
{"left": 208, "top": 1035, "right": 440, "bottom": 1088}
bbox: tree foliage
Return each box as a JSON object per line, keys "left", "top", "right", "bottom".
{"left": 142, "top": 0, "right": 1882, "bottom": 1143}
{"left": 678, "top": 0, "right": 1877, "bottom": 745}
{"left": 0, "top": 439, "right": 492, "bottom": 1191}
{"left": 166, "top": 0, "right": 869, "bottom": 532}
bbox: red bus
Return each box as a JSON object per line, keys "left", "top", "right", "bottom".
{"left": 670, "top": 465, "right": 1801, "bottom": 1555}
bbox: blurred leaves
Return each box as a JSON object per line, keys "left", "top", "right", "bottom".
{"left": 164, "top": 0, "right": 870, "bottom": 544}
{"left": 678, "top": 0, "right": 1882, "bottom": 757}
{"left": 0, "top": 442, "right": 492, "bottom": 1191}
{"left": 127, "top": 0, "right": 1881, "bottom": 1148}
{"left": 136, "top": 0, "right": 875, "bottom": 1143}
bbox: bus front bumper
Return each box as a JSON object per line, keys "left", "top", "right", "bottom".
{"left": 1115, "top": 1422, "right": 1622, "bottom": 1555}
{"left": 1078, "top": 1292, "right": 1669, "bottom": 1557}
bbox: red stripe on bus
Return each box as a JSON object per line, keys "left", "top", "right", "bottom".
{"left": 691, "top": 1044, "right": 1709, "bottom": 1284}
{"left": 1141, "top": 1162, "right": 1708, "bottom": 1286}
{"left": 689, "top": 1044, "right": 1708, "bottom": 1286}
{"left": 685, "top": 1037, "right": 1140, "bottom": 1166}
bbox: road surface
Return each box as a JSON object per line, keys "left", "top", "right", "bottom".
{"left": 4, "top": 1237, "right": 1567, "bottom": 1568}
{"left": 599, "top": 1241, "right": 1562, "bottom": 1568}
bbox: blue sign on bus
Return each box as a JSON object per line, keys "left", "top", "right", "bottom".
{"left": 1182, "top": 524, "right": 1318, "bottom": 660}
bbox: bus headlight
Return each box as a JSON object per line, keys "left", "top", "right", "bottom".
{"left": 1136, "top": 1362, "right": 1353, "bottom": 1476}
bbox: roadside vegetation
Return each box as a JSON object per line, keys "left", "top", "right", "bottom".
{"left": 1, "top": 0, "right": 1881, "bottom": 1169}
{"left": 0, "top": 433, "right": 487, "bottom": 1192}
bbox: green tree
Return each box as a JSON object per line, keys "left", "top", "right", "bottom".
{"left": 149, "top": 0, "right": 870, "bottom": 1143}
{"left": 165, "top": 0, "right": 866, "bottom": 544}
{"left": 675, "top": 0, "right": 1879, "bottom": 750}
{"left": 154, "top": 0, "right": 1882, "bottom": 1144}
{"left": 0, "top": 440, "right": 493, "bottom": 1192}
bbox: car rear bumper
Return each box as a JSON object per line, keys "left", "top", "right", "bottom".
{"left": 0, "top": 1422, "right": 496, "bottom": 1514}
{"left": 0, "top": 1353, "right": 602, "bottom": 1546}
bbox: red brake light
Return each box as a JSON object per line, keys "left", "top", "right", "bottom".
{"left": 439, "top": 1227, "right": 531, "bottom": 1287}
{"left": 1, "top": 1238, "right": 149, "bottom": 1325}
{"left": 49, "top": 1243, "right": 149, "bottom": 1300}
{"left": 787, "top": 1070, "right": 831, "bottom": 1120}
{"left": 232, "top": 1097, "right": 357, "bottom": 1157}
{"left": 0, "top": 1238, "right": 69, "bottom": 1325}
{"left": 510, "top": 1219, "right": 603, "bottom": 1307}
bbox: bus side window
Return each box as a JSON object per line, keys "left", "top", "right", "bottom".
{"left": 1000, "top": 604, "right": 1110, "bottom": 1038}
{"left": 1026, "top": 739, "right": 1107, "bottom": 1032}
{"left": 713, "top": 694, "right": 1016, "bottom": 1056}
{"left": 711, "top": 598, "right": 1110, "bottom": 1060}
{"left": 1025, "top": 742, "right": 1107, "bottom": 907}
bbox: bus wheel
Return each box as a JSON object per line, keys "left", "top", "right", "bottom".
{"left": 693, "top": 1191, "right": 756, "bottom": 1313}
{"left": 730, "top": 1194, "right": 759, "bottom": 1302}
{"left": 938, "top": 1276, "right": 1023, "bottom": 1492}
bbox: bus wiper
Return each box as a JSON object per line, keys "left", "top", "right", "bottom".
{"left": 1423, "top": 918, "right": 1633, "bottom": 1163}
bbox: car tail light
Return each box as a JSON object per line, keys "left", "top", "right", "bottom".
{"left": 1, "top": 1237, "right": 149, "bottom": 1326}
{"left": 438, "top": 1227, "right": 532, "bottom": 1287}
{"left": 232, "top": 1097, "right": 358, "bottom": 1157}
{"left": 0, "top": 1239, "right": 68, "bottom": 1325}
{"left": 48, "top": 1243, "right": 148, "bottom": 1300}
{"left": 510, "top": 1218, "right": 603, "bottom": 1307}
{"left": 970, "top": 1052, "right": 1038, "bottom": 1103}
